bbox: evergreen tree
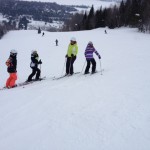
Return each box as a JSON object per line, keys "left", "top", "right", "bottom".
{"left": 38, "top": 27, "right": 41, "bottom": 34}
{"left": 119, "top": 0, "right": 126, "bottom": 26}
{"left": 18, "top": 16, "right": 29, "bottom": 30}
{"left": 130, "top": 0, "right": 141, "bottom": 27}
{"left": 140, "top": 0, "right": 150, "bottom": 32}
{"left": 87, "top": 5, "right": 95, "bottom": 30}
{"left": 94, "top": 7, "right": 104, "bottom": 28}
{"left": 81, "top": 12, "right": 87, "bottom": 30}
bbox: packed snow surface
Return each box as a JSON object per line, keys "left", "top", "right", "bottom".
{"left": 0, "top": 28, "right": 150, "bottom": 150}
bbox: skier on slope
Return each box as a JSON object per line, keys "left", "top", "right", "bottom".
{"left": 5, "top": 49, "right": 18, "bottom": 88}
{"left": 65, "top": 37, "right": 78, "bottom": 75}
{"left": 27, "top": 50, "right": 42, "bottom": 82}
{"left": 55, "top": 39, "right": 58, "bottom": 46}
{"left": 84, "top": 41, "right": 101, "bottom": 74}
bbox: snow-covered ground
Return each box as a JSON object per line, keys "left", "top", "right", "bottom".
{"left": 0, "top": 28, "right": 150, "bottom": 150}
{"left": 28, "top": 20, "right": 64, "bottom": 30}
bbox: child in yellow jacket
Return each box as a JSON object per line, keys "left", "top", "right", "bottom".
{"left": 65, "top": 37, "right": 78, "bottom": 75}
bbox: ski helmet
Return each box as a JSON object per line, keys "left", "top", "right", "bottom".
{"left": 88, "top": 41, "right": 93, "bottom": 45}
{"left": 31, "top": 50, "right": 37, "bottom": 54}
{"left": 70, "top": 37, "right": 76, "bottom": 42}
{"left": 10, "top": 49, "right": 17, "bottom": 55}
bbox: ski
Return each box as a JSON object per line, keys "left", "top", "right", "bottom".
{"left": 18, "top": 76, "right": 46, "bottom": 87}
{"left": 53, "top": 72, "right": 80, "bottom": 80}
{"left": 83, "top": 69, "right": 104, "bottom": 76}
{"left": 53, "top": 75, "right": 67, "bottom": 80}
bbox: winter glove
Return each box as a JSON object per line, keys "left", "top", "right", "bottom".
{"left": 71, "top": 54, "right": 74, "bottom": 57}
{"left": 98, "top": 56, "right": 101, "bottom": 59}
{"left": 38, "top": 59, "right": 42, "bottom": 64}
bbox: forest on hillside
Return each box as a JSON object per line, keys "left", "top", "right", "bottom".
{"left": 64, "top": 0, "right": 150, "bottom": 33}
{"left": 1, "top": 0, "right": 150, "bottom": 39}
{"left": 0, "top": 0, "right": 87, "bottom": 38}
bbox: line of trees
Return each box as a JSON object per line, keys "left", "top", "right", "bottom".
{"left": 63, "top": 0, "right": 150, "bottom": 33}
{"left": 0, "top": 0, "right": 78, "bottom": 38}
{"left": 0, "top": 19, "right": 17, "bottom": 39}
{"left": 0, "top": 0, "right": 77, "bottom": 23}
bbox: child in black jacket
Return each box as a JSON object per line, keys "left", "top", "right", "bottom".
{"left": 27, "top": 50, "right": 42, "bottom": 82}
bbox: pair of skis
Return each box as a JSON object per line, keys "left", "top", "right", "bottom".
{"left": 0, "top": 70, "right": 104, "bottom": 90}
{"left": 53, "top": 72, "right": 80, "bottom": 80}
{"left": 0, "top": 77, "right": 46, "bottom": 90}
{"left": 18, "top": 77, "right": 46, "bottom": 86}
{"left": 53, "top": 70, "right": 103, "bottom": 80}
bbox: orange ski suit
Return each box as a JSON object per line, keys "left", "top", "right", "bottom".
{"left": 6, "top": 73, "right": 17, "bottom": 88}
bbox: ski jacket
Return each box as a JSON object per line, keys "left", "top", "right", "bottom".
{"left": 6, "top": 55, "right": 17, "bottom": 73}
{"left": 84, "top": 44, "right": 100, "bottom": 59}
{"left": 30, "top": 53, "right": 39, "bottom": 68}
{"left": 67, "top": 43, "right": 78, "bottom": 57}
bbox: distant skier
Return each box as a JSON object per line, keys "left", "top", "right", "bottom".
{"left": 42, "top": 32, "right": 45, "bottom": 36}
{"left": 84, "top": 41, "right": 101, "bottom": 74}
{"left": 27, "top": 50, "right": 42, "bottom": 82}
{"left": 65, "top": 37, "right": 78, "bottom": 75}
{"left": 105, "top": 30, "right": 107, "bottom": 34}
{"left": 5, "top": 49, "right": 18, "bottom": 88}
{"left": 55, "top": 39, "right": 58, "bottom": 46}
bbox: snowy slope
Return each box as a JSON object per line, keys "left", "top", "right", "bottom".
{"left": 0, "top": 28, "right": 150, "bottom": 150}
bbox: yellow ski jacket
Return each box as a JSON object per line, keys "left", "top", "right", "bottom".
{"left": 67, "top": 43, "right": 78, "bottom": 57}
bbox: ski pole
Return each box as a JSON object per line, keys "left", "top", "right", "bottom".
{"left": 39, "top": 63, "right": 41, "bottom": 78}
{"left": 61, "top": 58, "right": 67, "bottom": 76}
{"left": 81, "top": 60, "right": 86, "bottom": 73}
{"left": 69, "top": 57, "right": 72, "bottom": 75}
{"left": 99, "top": 59, "right": 103, "bottom": 75}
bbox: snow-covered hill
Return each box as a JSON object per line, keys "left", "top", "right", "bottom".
{"left": 0, "top": 28, "right": 150, "bottom": 150}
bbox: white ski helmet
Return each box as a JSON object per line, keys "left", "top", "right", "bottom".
{"left": 31, "top": 50, "right": 37, "bottom": 54}
{"left": 88, "top": 41, "right": 93, "bottom": 45}
{"left": 70, "top": 37, "right": 76, "bottom": 42}
{"left": 10, "top": 49, "right": 17, "bottom": 54}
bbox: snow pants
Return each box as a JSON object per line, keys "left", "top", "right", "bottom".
{"left": 85, "top": 58, "right": 96, "bottom": 74}
{"left": 66, "top": 56, "right": 76, "bottom": 75}
{"left": 6, "top": 73, "right": 17, "bottom": 88}
{"left": 28, "top": 67, "right": 41, "bottom": 81}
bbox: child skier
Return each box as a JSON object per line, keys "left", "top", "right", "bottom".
{"left": 84, "top": 41, "right": 101, "bottom": 74}
{"left": 27, "top": 50, "right": 42, "bottom": 82}
{"left": 5, "top": 49, "right": 18, "bottom": 88}
{"left": 65, "top": 37, "right": 78, "bottom": 75}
